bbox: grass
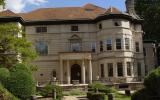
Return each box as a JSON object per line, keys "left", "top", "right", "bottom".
{"left": 63, "top": 88, "right": 86, "bottom": 96}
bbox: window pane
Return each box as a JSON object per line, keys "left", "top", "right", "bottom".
{"left": 106, "top": 39, "right": 112, "bottom": 50}
{"left": 117, "top": 62, "right": 123, "bottom": 76}
{"left": 71, "top": 26, "right": 78, "bottom": 31}
{"left": 108, "top": 63, "right": 113, "bottom": 77}
{"left": 36, "top": 27, "right": 47, "bottom": 33}
{"left": 100, "top": 64, "right": 104, "bottom": 78}
{"left": 116, "top": 39, "right": 121, "bottom": 50}
{"left": 36, "top": 41, "right": 48, "bottom": 55}
{"left": 125, "top": 38, "right": 130, "bottom": 50}
{"left": 71, "top": 43, "right": 81, "bottom": 52}
{"left": 137, "top": 62, "right": 142, "bottom": 76}
{"left": 127, "top": 62, "right": 131, "bottom": 76}
{"left": 91, "top": 42, "right": 96, "bottom": 52}
{"left": 135, "top": 42, "right": 140, "bottom": 52}
{"left": 100, "top": 41, "right": 103, "bottom": 52}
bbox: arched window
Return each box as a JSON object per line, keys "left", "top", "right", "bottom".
{"left": 35, "top": 41, "right": 48, "bottom": 55}
{"left": 69, "top": 35, "right": 82, "bottom": 52}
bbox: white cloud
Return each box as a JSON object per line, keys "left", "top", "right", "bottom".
{"left": 5, "top": 0, "right": 47, "bottom": 13}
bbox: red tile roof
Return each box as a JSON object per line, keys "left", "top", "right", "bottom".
{"left": 0, "top": 10, "right": 19, "bottom": 17}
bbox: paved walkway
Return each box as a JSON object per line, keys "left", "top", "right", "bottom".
{"left": 62, "top": 96, "right": 88, "bottom": 100}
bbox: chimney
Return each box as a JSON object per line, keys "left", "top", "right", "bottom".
{"left": 125, "top": 0, "right": 139, "bottom": 19}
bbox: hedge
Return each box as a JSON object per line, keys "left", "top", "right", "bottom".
{"left": 87, "top": 92, "right": 105, "bottom": 100}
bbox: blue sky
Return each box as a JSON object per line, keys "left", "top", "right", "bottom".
{"left": 5, "top": 0, "right": 126, "bottom": 13}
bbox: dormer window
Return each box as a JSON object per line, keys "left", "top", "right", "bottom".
{"left": 71, "top": 25, "right": 79, "bottom": 31}
{"left": 113, "top": 20, "right": 121, "bottom": 26}
{"left": 36, "top": 27, "right": 47, "bottom": 33}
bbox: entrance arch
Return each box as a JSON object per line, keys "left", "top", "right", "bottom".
{"left": 71, "top": 64, "right": 81, "bottom": 83}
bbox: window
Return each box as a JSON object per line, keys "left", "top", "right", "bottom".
{"left": 35, "top": 41, "right": 48, "bottom": 55}
{"left": 116, "top": 39, "right": 122, "bottom": 50}
{"left": 113, "top": 20, "right": 121, "bottom": 26}
{"left": 100, "top": 41, "right": 103, "bottom": 52}
{"left": 127, "top": 62, "right": 131, "bottom": 76}
{"left": 100, "top": 64, "right": 105, "bottom": 78}
{"left": 91, "top": 42, "right": 96, "bottom": 52}
{"left": 137, "top": 62, "right": 142, "bottom": 76}
{"left": 71, "top": 43, "right": 81, "bottom": 52}
{"left": 125, "top": 38, "right": 130, "bottom": 50}
{"left": 117, "top": 62, "right": 123, "bottom": 77}
{"left": 99, "top": 23, "right": 102, "bottom": 29}
{"left": 135, "top": 42, "right": 140, "bottom": 52}
{"left": 108, "top": 63, "right": 113, "bottom": 77}
{"left": 52, "top": 70, "right": 56, "bottom": 77}
{"left": 71, "top": 25, "right": 78, "bottom": 31}
{"left": 143, "top": 48, "right": 146, "bottom": 56}
{"left": 106, "top": 39, "right": 112, "bottom": 50}
{"left": 36, "top": 27, "right": 47, "bottom": 33}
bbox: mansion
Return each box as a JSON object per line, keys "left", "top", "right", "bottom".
{"left": 0, "top": 0, "right": 157, "bottom": 85}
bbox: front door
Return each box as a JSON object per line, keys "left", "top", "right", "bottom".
{"left": 71, "top": 64, "right": 81, "bottom": 83}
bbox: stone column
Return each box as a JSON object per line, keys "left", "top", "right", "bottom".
{"left": 67, "top": 60, "right": 70, "bottom": 84}
{"left": 60, "top": 60, "right": 63, "bottom": 84}
{"left": 123, "top": 61, "right": 127, "bottom": 77}
{"left": 89, "top": 59, "right": 93, "bottom": 84}
{"left": 113, "top": 63, "right": 117, "bottom": 77}
{"left": 82, "top": 60, "right": 86, "bottom": 84}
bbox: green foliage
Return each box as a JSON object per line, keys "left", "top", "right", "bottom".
{"left": 135, "top": 0, "right": 160, "bottom": 41}
{"left": 0, "top": 68, "right": 10, "bottom": 84}
{"left": 131, "top": 88, "right": 150, "bottom": 100}
{"left": 0, "top": 0, "right": 4, "bottom": 5}
{"left": 144, "top": 68, "right": 160, "bottom": 95}
{"left": 0, "top": 23, "right": 37, "bottom": 68}
{"left": 131, "top": 68, "right": 160, "bottom": 100}
{"left": 40, "top": 84, "right": 63, "bottom": 99}
{"left": 4, "top": 63, "right": 35, "bottom": 100}
{"left": 88, "top": 82, "right": 117, "bottom": 94}
{"left": 87, "top": 92, "right": 105, "bottom": 100}
{"left": 0, "top": 83, "right": 19, "bottom": 100}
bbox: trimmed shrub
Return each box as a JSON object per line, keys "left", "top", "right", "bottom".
{"left": 88, "top": 82, "right": 117, "bottom": 95}
{"left": 5, "top": 63, "right": 35, "bottom": 100}
{"left": 87, "top": 92, "right": 105, "bottom": 100}
{"left": 40, "top": 84, "right": 63, "bottom": 99}
{"left": 144, "top": 68, "right": 160, "bottom": 95}
{"left": 0, "top": 68, "right": 10, "bottom": 84}
{"left": 131, "top": 88, "right": 150, "bottom": 100}
{"left": 0, "top": 84, "right": 19, "bottom": 100}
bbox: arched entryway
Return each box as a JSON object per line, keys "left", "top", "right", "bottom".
{"left": 71, "top": 64, "right": 81, "bottom": 83}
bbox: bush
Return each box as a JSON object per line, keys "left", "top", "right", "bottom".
{"left": 0, "top": 68, "right": 10, "bottom": 84}
{"left": 5, "top": 63, "right": 35, "bottom": 100}
{"left": 88, "top": 82, "right": 117, "bottom": 95}
{"left": 0, "top": 84, "right": 19, "bottom": 100}
{"left": 87, "top": 92, "right": 105, "bottom": 100}
{"left": 131, "top": 88, "right": 150, "bottom": 100}
{"left": 40, "top": 84, "right": 63, "bottom": 99}
{"left": 132, "top": 68, "right": 160, "bottom": 100}
{"left": 144, "top": 68, "right": 160, "bottom": 95}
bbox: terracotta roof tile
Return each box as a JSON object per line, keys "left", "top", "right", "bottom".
{"left": 0, "top": 10, "right": 19, "bottom": 17}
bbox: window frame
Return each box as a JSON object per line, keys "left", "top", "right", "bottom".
{"left": 36, "top": 27, "right": 47, "bottom": 33}
{"left": 91, "top": 42, "right": 96, "bottom": 52}
{"left": 71, "top": 25, "right": 79, "bottom": 31}
{"left": 127, "top": 62, "right": 131, "bottom": 76}
{"left": 106, "top": 39, "right": 112, "bottom": 50}
{"left": 108, "top": 63, "right": 113, "bottom": 77}
{"left": 117, "top": 62, "right": 123, "bottom": 77}
{"left": 100, "top": 64, "right": 105, "bottom": 78}
{"left": 35, "top": 41, "right": 48, "bottom": 55}
{"left": 116, "top": 38, "right": 122, "bottom": 50}
{"left": 125, "top": 38, "right": 130, "bottom": 50}
{"left": 100, "top": 41, "right": 103, "bottom": 52}
{"left": 135, "top": 42, "right": 140, "bottom": 52}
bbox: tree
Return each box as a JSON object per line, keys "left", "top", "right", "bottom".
{"left": 0, "top": 0, "right": 4, "bottom": 5}
{"left": 135, "top": 0, "right": 160, "bottom": 41}
{"left": 0, "top": 23, "right": 37, "bottom": 68}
